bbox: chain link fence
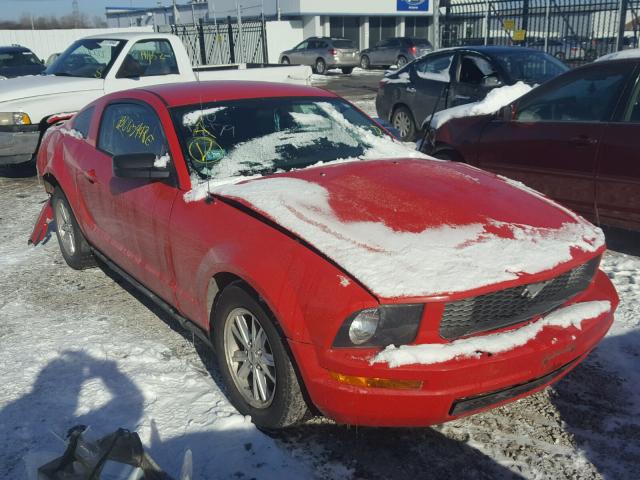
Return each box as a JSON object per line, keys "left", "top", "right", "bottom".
{"left": 160, "top": 15, "right": 268, "bottom": 66}
{"left": 440, "top": 0, "right": 640, "bottom": 65}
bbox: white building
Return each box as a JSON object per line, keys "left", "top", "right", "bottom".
{"left": 208, "top": 0, "right": 435, "bottom": 49}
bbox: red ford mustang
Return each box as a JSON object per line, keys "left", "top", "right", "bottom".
{"left": 31, "top": 81, "right": 618, "bottom": 428}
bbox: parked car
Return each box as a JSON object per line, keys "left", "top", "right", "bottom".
{"left": 422, "top": 57, "right": 640, "bottom": 232}
{"left": 31, "top": 80, "right": 618, "bottom": 429}
{"left": 359, "top": 37, "right": 433, "bottom": 69}
{"left": 279, "top": 37, "right": 359, "bottom": 74}
{"left": 527, "top": 38, "right": 587, "bottom": 61}
{"left": 0, "top": 45, "right": 44, "bottom": 79}
{"left": 376, "top": 46, "right": 568, "bottom": 140}
{"left": 0, "top": 32, "right": 311, "bottom": 166}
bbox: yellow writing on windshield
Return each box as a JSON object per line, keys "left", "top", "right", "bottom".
{"left": 115, "top": 115, "right": 155, "bottom": 146}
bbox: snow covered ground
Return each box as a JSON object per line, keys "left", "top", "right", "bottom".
{"left": 1, "top": 94, "right": 639, "bottom": 479}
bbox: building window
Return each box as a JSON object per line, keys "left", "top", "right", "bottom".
{"left": 406, "top": 16, "right": 430, "bottom": 40}
{"left": 369, "top": 17, "right": 397, "bottom": 45}
{"left": 330, "top": 16, "right": 360, "bottom": 48}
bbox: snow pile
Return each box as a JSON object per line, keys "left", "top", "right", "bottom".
{"left": 372, "top": 301, "right": 612, "bottom": 367}
{"left": 213, "top": 177, "right": 604, "bottom": 298}
{"left": 381, "top": 72, "right": 410, "bottom": 84}
{"left": 596, "top": 48, "right": 640, "bottom": 62}
{"left": 154, "top": 154, "right": 170, "bottom": 168}
{"left": 427, "top": 82, "right": 533, "bottom": 130}
{"left": 182, "top": 106, "right": 227, "bottom": 127}
{"left": 59, "top": 128, "right": 84, "bottom": 140}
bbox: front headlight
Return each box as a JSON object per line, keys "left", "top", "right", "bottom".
{"left": 333, "top": 304, "right": 424, "bottom": 348}
{"left": 0, "top": 112, "right": 32, "bottom": 126}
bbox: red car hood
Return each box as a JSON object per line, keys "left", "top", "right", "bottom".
{"left": 214, "top": 159, "right": 605, "bottom": 301}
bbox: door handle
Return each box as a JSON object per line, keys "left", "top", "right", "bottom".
{"left": 569, "top": 136, "right": 598, "bottom": 147}
{"left": 455, "top": 95, "right": 471, "bottom": 101}
{"left": 82, "top": 169, "right": 98, "bottom": 184}
{"left": 406, "top": 87, "right": 416, "bottom": 94}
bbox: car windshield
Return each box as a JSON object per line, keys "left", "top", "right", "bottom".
{"left": 45, "top": 38, "right": 125, "bottom": 78}
{"left": 172, "top": 97, "right": 408, "bottom": 181}
{"left": 0, "top": 50, "right": 41, "bottom": 67}
{"left": 493, "top": 51, "right": 568, "bottom": 84}
{"left": 332, "top": 40, "right": 355, "bottom": 49}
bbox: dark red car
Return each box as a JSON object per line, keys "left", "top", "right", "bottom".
{"left": 31, "top": 81, "right": 618, "bottom": 428}
{"left": 425, "top": 57, "right": 640, "bottom": 232}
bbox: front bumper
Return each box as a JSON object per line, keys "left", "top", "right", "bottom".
{"left": 290, "top": 269, "right": 617, "bottom": 426}
{"left": 0, "top": 125, "right": 40, "bottom": 164}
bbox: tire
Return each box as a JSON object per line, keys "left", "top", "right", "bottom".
{"left": 52, "top": 188, "right": 96, "bottom": 270}
{"left": 212, "top": 284, "right": 308, "bottom": 429}
{"left": 360, "top": 55, "right": 370, "bottom": 69}
{"left": 341, "top": 67, "right": 354, "bottom": 74}
{"left": 391, "top": 105, "right": 417, "bottom": 141}
{"left": 280, "top": 56, "right": 290, "bottom": 64}
{"left": 315, "top": 58, "right": 327, "bottom": 75}
{"left": 397, "top": 55, "right": 408, "bottom": 67}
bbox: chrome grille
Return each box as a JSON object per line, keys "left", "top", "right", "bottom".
{"left": 440, "top": 257, "right": 600, "bottom": 340}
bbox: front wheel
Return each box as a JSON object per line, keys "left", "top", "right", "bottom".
{"left": 52, "top": 188, "right": 95, "bottom": 270}
{"left": 391, "top": 106, "right": 417, "bottom": 141}
{"left": 280, "top": 56, "right": 290, "bottom": 64}
{"left": 397, "top": 55, "right": 408, "bottom": 67}
{"left": 314, "top": 58, "right": 327, "bottom": 75}
{"left": 360, "top": 55, "right": 370, "bottom": 69}
{"left": 213, "top": 285, "right": 308, "bottom": 429}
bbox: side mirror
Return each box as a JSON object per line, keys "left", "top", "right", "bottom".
{"left": 482, "top": 74, "right": 503, "bottom": 88}
{"left": 113, "top": 153, "right": 170, "bottom": 179}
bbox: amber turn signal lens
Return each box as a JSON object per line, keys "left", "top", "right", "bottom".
{"left": 330, "top": 372, "right": 423, "bottom": 390}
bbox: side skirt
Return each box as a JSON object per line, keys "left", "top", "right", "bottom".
{"left": 91, "top": 248, "right": 213, "bottom": 350}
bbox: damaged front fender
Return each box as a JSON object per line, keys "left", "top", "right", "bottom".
{"left": 29, "top": 198, "right": 53, "bottom": 246}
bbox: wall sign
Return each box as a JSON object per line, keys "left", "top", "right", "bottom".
{"left": 397, "top": 0, "right": 429, "bottom": 12}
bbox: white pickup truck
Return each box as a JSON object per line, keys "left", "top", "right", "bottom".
{"left": 0, "top": 32, "right": 311, "bottom": 165}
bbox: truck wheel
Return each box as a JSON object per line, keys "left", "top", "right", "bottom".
{"left": 397, "top": 55, "right": 408, "bottom": 67}
{"left": 391, "top": 106, "right": 417, "bottom": 141}
{"left": 341, "top": 67, "right": 354, "bottom": 74}
{"left": 360, "top": 55, "right": 370, "bottom": 69}
{"left": 52, "top": 188, "right": 95, "bottom": 270}
{"left": 213, "top": 284, "right": 308, "bottom": 429}
{"left": 281, "top": 56, "right": 290, "bottom": 64}
{"left": 314, "top": 58, "right": 327, "bottom": 75}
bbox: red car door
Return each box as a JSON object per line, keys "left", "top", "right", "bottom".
{"left": 92, "top": 99, "right": 179, "bottom": 304}
{"left": 595, "top": 65, "right": 640, "bottom": 231}
{"left": 476, "top": 62, "right": 633, "bottom": 221}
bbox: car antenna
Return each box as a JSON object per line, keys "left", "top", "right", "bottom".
{"left": 420, "top": 83, "right": 450, "bottom": 153}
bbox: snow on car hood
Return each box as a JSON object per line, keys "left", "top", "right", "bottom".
{"left": 0, "top": 74, "right": 102, "bottom": 104}
{"left": 213, "top": 159, "right": 604, "bottom": 300}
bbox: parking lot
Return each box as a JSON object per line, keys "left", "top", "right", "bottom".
{"left": 1, "top": 70, "right": 639, "bottom": 479}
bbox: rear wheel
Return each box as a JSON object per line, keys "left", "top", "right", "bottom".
{"left": 52, "top": 188, "right": 95, "bottom": 270}
{"left": 341, "top": 67, "right": 354, "bottom": 74}
{"left": 314, "top": 58, "right": 327, "bottom": 75}
{"left": 360, "top": 55, "right": 370, "bottom": 69}
{"left": 213, "top": 285, "right": 308, "bottom": 428}
{"left": 391, "top": 106, "right": 417, "bottom": 141}
{"left": 397, "top": 55, "right": 408, "bottom": 67}
{"left": 280, "top": 56, "right": 290, "bottom": 64}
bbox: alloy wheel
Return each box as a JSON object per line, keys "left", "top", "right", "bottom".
{"left": 393, "top": 110, "right": 412, "bottom": 138}
{"left": 55, "top": 200, "right": 76, "bottom": 256}
{"left": 223, "top": 307, "right": 277, "bottom": 409}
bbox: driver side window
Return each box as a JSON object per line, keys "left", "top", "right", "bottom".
{"left": 116, "top": 40, "right": 178, "bottom": 78}
{"left": 414, "top": 54, "right": 454, "bottom": 82}
{"left": 98, "top": 102, "right": 167, "bottom": 157}
{"left": 516, "top": 66, "right": 629, "bottom": 123}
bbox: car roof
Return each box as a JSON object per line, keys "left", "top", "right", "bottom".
{"left": 139, "top": 81, "right": 338, "bottom": 108}
{"left": 0, "top": 45, "right": 32, "bottom": 53}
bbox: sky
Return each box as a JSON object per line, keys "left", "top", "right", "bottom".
{"left": 2, "top": 0, "right": 174, "bottom": 20}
